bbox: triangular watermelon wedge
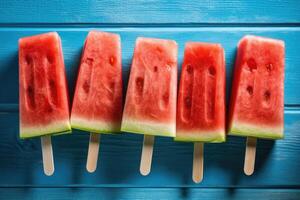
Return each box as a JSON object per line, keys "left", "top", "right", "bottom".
{"left": 121, "top": 37, "right": 178, "bottom": 137}
{"left": 229, "top": 35, "right": 285, "bottom": 139}
{"left": 19, "top": 32, "right": 71, "bottom": 138}
{"left": 176, "top": 42, "right": 226, "bottom": 143}
{"left": 70, "top": 31, "right": 123, "bottom": 134}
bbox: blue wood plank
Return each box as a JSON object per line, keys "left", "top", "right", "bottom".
{"left": 0, "top": 27, "right": 299, "bottom": 105}
{"left": 0, "top": 0, "right": 299, "bottom": 24}
{"left": 0, "top": 109, "right": 299, "bottom": 187}
{"left": 1, "top": 188, "right": 300, "bottom": 200}
{"left": 0, "top": 0, "right": 299, "bottom": 197}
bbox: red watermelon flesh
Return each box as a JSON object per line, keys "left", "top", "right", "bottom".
{"left": 176, "top": 42, "right": 226, "bottom": 142}
{"left": 19, "top": 32, "right": 71, "bottom": 138}
{"left": 229, "top": 35, "right": 285, "bottom": 139}
{"left": 71, "top": 31, "right": 123, "bottom": 133}
{"left": 121, "top": 37, "right": 178, "bottom": 137}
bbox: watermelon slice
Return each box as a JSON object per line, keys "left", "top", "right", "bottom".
{"left": 121, "top": 37, "right": 178, "bottom": 137}
{"left": 19, "top": 32, "right": 71, "bottom": 138}
{"left": 176, "top": 42, "right": 226, "bottom": 142}
{"left": 71, "top": 31, "right": 123, "bottom": 133}
{"left": 229, "top": 35, "right": 285, "bottom": 139}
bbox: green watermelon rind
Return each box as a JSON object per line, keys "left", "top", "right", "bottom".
{"left": 71, "top": 116, "right": 121, "bottom": 134}
{"left": 20, "top": 121, "right": 71, "bottom": 139}
{"left": 121, "top": 118, "right": 176, "bottom": 137}
{"left": 229, "top": 122, "right": 284, "bottom": 140}
{"left": 175, "top": 130, "right": 226, "bottom": 143}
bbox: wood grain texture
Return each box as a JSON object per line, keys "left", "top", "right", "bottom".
{"left": 41, "top": 136, "right": 55, "bottom": 176}
{"left": 1, "top": 188, "right": 300, "bottom": 200}
{"left": 0, "top": 0, "right": 299, "bottom": 198}
{"left": 193, "top": 142, "right": 204, "bottom": 183}
{"left": 0, "top": 0, "right": 299, "bottom": 24}
{"left": 244, "top": 137, "right": 257, "bottom": 176}
{"left": 140, "top": 135, "right": 155, "bottom": 176}
{"left": 0, "top": 110, "right": 299, "bottom": 187}
{"left": 86, "top": 133, "right": 101, "bottom": 173}
{"left": 0, "top": 27, "right": 299, "bottom": 105}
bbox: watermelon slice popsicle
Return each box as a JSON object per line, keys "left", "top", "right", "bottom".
{"left": 121, "top": 37, "right": 178, "bottom": 175}
{"left": 19, "top": 32, "right": 71, "bottom": 175}
{"left": 70, "top": 31, "right": 123, "bottom": 173}
{"left": 176, "top": 42, "right": 226, "bottom": 183}
{"left": 229, "top": 35, "right": 285, "bottom": 175}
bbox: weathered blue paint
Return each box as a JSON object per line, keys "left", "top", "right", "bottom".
{"left": 0, "top": 0, "right": 299, "bottom": 199}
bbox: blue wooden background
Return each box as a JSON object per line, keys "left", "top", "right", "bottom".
{"left": 0, "top": 0, "right": 299, "bottom": 199}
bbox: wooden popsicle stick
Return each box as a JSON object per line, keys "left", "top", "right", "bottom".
{"left": 86, "top": 133, "right": 101, "bottom": 173}
{"left": 41, "top": 135, "right": 54, "bottom": 176}
{"left": 140, "top": 135, "right": 155, "bottom": 176}
{"left": 193, "top": 142, "right": 204, "bottom": 183}
{"left": 244, "top": 137, "right": 257, "bottom": 176}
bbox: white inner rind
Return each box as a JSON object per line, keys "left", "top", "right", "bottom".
{"left": 175, "top": 129, "right": 225, "bottom": 143}
{"left": 20, "top": 120, "right": 71, "bottom": 139}
{"left": 121, "top": 118, "right": 175, "bottom": 137}
{"left": 71, "top": 115, "right": 121, "bottom": 134}
{"left": 229, "top": 120, "right": 284, "bottom": 139}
